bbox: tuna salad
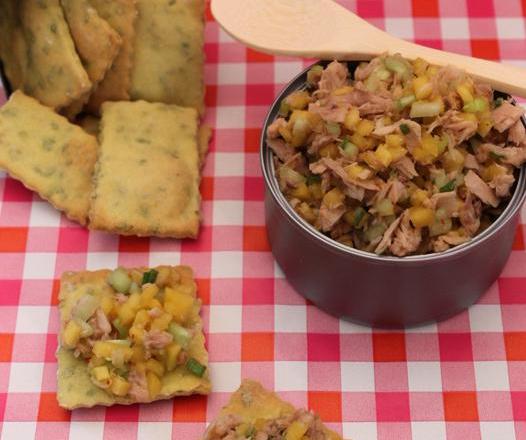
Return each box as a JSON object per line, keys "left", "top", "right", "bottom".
{"left": 267, "top": 54, "right": 526, "bottom": 256}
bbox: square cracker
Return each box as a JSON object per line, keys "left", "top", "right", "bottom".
{"left": 18, "top": 0, "right": 92, "bottom": 109}
{"left": 89, "top": 100, "right": 202, "bottom": 238}
{"left": 60, "top": 0, "right": 123, "bottom": 118}
{"left": 0, "top": 91, "right": 98, "bottom": 225}
{"left": 56, "top": 265, "right": 211, "bottom": 409}
{"left": 203, "top": 380, "right": 342, "bottom": 439}
{"left": 85, "top": 0, "right": 138, "bottom": 113}
{"left": 130, "top": 0, "right": 205, "bottom": 114}
{"left": 0, "top": 0, "right": 26, "bottom": 91}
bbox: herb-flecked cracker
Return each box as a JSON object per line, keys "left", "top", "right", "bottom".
{"left": 77, "top": 115, "right": 100, "bottom": 137}
{"left": 60, "top": 0, "right": 123, "bottom": 117}
{"left": 130, "top": 0, "right": 205, "bottom": 114}
{"left": 89, "top": 100, "right": 202, "bottom": 238}
{"left": 85, "top": 0, "right": 138, "bottom": 113}
{"left": 0, "top": 91, "right": 98, "bottom": 225}
{"left": 19, "top": 0, "right": 92, "bottom": 109}
{"left": 203, "top": 380, "right": 343, "bottom": 439}
{"left": 0, "top": 0, "right": 26, "bottom": 91}
{"left": 57, "top": 265, "right": 211, "bottom": 409}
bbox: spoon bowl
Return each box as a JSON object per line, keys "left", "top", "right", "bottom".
{"left": 211, "top": 0, "right": 526, "bottom": 97}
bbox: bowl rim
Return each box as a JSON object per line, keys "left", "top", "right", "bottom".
{"left": 260, "top": 59, "right": 526, "bottom": 263}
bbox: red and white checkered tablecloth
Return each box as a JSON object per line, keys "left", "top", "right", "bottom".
{"left": 1, "top": 1, "right": 526, "bottom": 439}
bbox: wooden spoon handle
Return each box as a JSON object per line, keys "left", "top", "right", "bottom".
{"left": 211, "top": 0, "right": 526, "bottom": 97}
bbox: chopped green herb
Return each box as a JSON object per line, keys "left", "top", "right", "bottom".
{"left": 353, "top": 207, "right": 366, "bottom": 227}
{"left": 185, "top": 357, "right": 206, "bottom": 377}
{"left": 439, "top": 180, "right": 456, "bottom": 192}
{"left": 399, "top": 123, "right": 410, "bottom": 135}
{"left": 306, "top": 174, "right": 321, "bottom": 185}
{"left": 141, "top": 269, "right": 158, "bottom": 285}
{"left": 490, "top": 151, "right": 505, "bottom": 161}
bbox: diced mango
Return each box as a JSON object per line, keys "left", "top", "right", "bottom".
{"left": 92, "top": 365, "right": 111, "bottom": 382}
{"left": 290, "top": 182, "right": 311, "bottom": 201}
{"left": 133, "top": 309, "right": 151, "bottom": 327}
{"left": 413, "top": 76, "right": 433, "bottom": 100}
{"left": 309, "top": 183, "right": 323, "bottom": 200}
{"left": 386, "top": 134, "right": 404, "bottom": 149}
{"left": 426, "top": 65, "right": 439, "bottom": 77}
{"left": 127, "top": 292, "right": 141, "bottom": 310}
{"left": 332, "top": 86, "right": 354, "bottom": 96}
{"left": 146, "top": 371, "right": 162, "bottom": 399}
{"left": 129, "top": 325, "right": 145, "bottom": 344}
{"left": 345, "top": 163, "right": 371, "bottom": 180}
{"left": 140, "top": 284, "right": 159, "bottom": 308}
{"left": 110, "top": 376, "right": 131, "bottom": 397}
{"left": 361, "top": 150, "right": 383, "bottom": 171}
{"left": 146, "top": 358, "right": 165, "bottom": 377}
{"left": 389, "top": 145, "right": 408, "bottom": 162}
{"left": 456, "top": 83, "right": 474, "bottom": 104}
{"left": 286, "top": 90, "right": 311, "bottom": 109}
{"left": 62, "top": 320, "right": 82, "bottom": 349}
{"left": 350, "top": 133, "right": 375, "bottom": 151}
{"left": 374, "top": 144, "right": 393, "bottom": 167}
{"left": 410, "top": 189, "right": 429, "bottom": 207}
{"left": 322, "top": 187, "right": 345, "bottom": 208}
{"left": 413, "top": 58, "right": 429, "bottom": 76}
{"left": 150, "top": 313, "right": 173, "bottom": 331}
{"left": 165, "top": 343, "right": 182, "bottom": 371}
{"left": 318, "top": 142, "right": 339, "bottom": 159}
{"left": 409, "top": 207, "right": 435, "bottom": 228}
{"left": 477, "top": 118, "right": 493, "bottom": 137}
{"left": 93, "top": 341, "right": 132, "bottom": 361}
{"left": 461, "top": 112, "right": 478, "bottom": 123}
{"left": 131, "top": 345, "right": 146, "bottom": 363}
{"left": 343, "top": 107, "right": 360, "bottom": 130}
{"left": 100, "top": 295, "right": 114, "bottom": 316}
{"left": 285, "top": 421, "right": 309, "bottom": 440}
{"left": 355, "top": 119, "right": 375, "bottom": 136}
{"left": 442, "top": 148, "right": 465, "bottom": 173}
{"left": 164, "top": 288, "right": 194, "bottom": 324}
{"left": 278, "top": 125, "right": 292, "bottom": 143}
{"left": 117, "top": 304, "right": 136, "bottom": 326}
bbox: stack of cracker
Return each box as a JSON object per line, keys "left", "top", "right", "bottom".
{"left": 0, "top": 0, "right": 210, "bottom": 239}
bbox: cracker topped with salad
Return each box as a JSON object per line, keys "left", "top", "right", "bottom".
{"left": 57, "top": 265, "right": 210, "bottom": 409}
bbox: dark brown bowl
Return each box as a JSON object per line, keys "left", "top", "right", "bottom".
{"left": 261, "top": 61, "right": 526, "bottom": 328}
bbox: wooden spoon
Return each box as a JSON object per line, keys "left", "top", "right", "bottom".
{"left": 211, "top": 0, "right": 526, "bottom": 97}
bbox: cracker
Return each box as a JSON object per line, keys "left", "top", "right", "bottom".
{"left": 203, "top": 380, "right": 342, "bottom": 440}
{"left": 18, "top": 0, "right": 91, "bottom": 109}
{"left": 198, "top": 125, "right": 212, "bottom": 167}
{"left": 89, "top": 100, "right": 201, "bottom": 238}
{"left": 60, "top": 0, "right": 123, "bottom": 118}
{"left": 56, "top": 265, "right": 211, "bottom": 409}
{"left": 85, "top": 0, "right": 138, "bottom": 113}
{"left": 130, "top": 0, "right": 205, "bottom": 114}
{"left": 0, "top": 91, "right": 98, "bottom": 225}
{"left": 77, "top": 115, "right": 100, "bottom": 137}
{"left": 0, "top": 0, "right": 26, "bottom": 91}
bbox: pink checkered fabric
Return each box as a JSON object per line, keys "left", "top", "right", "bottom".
{"left": 1, "top": 0, "right": 526, "bottom": 439}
